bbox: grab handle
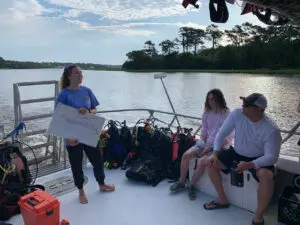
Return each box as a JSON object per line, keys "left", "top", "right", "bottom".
{"left": 27, "top": 197, "right": 43, "bottom": 206}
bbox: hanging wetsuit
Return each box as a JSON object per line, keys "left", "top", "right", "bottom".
{"left": 209, "top": 0, "right": 229, "bottom": 23}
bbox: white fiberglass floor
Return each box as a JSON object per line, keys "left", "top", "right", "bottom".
{"left": 7, "top": 165, "right": 283, "bottom": 225}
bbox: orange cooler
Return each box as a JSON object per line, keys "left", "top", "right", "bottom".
{"left": 18, "top": 189, "right": 60, "bottom": 225}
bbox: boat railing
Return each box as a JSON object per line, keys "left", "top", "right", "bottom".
{"left": 11, "top": 80, "right": 300, "bottom": 178}
{"left": 0, "top": 124, "right": 4, "bottom": 138}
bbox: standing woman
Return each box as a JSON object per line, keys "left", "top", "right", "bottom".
{"left": 56, "top": 64, "right": 115, "bottom": 204}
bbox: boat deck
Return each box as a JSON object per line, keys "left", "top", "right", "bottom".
{"left": 7, "top": 165, "right": 285, "bottom": 225}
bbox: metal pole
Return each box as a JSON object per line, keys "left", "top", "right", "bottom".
{"left": 160, "top": 78, "right": 181, "bottom": 128}
{"left": 13, "top": 84, "right": 19, "bottom": 127}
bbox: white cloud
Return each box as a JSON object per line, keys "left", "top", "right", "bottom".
{"left": 65, "top": 19, "right": 209, "bottom": 36}
{"left": 7, "top": 0, "right": 56, "bottom": 21}
{"left": 0, "top": 0, "right": 77, "bottom": 47}
{"left": 2, "top": 0, "right": 205, "bottom": 37}
{"left": 0, "top": 0, "right": 265, "bottom": 64}
{"left": 45, "top": 0, "right": 197, "bottom": 20}
{"left": 63, "top": 9, "right": 82, "bottom": 18}
{"left": 66, "top": 19, "right": 156, "bottom": 36}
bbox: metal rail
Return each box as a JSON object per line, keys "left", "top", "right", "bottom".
{"left": 9, "top": 80, "right": 300, "bottom": 178}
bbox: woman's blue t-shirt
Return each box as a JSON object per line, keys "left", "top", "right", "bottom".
{"left": 55, "top": 86, "right": 99, "bottom": 110}
{"left": 55, "top": 86, "right": 100, "bottom": 147}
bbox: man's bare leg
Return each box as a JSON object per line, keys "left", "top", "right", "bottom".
{"left": 204, "top": 160, "right": 229, "bottom": 209}
{"left": 253, "top": 168, "right": 274, "bottom": 223}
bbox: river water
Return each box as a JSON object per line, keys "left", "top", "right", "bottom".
{"left": 0, "top": 69, "right": 299, "bottom": 156}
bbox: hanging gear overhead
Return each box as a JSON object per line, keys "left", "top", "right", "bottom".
{"left": 209, "top": 0, "right": 229, "bottom": 23}
{"left": 181, "top": 0, "right": 295, "bottom": 26}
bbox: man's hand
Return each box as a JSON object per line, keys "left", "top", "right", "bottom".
{"left": 206, "top": 153, "right": 218, "bottom": 168}
{"left": 66, "top": 138, "right": 79, "bottom": 146}
{"left": 79, "top": 108, "right": 89, "bottom": 115}
{"left": 235, "top": 161, "right": 254, "bottom": 173}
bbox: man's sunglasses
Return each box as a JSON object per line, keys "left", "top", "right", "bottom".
{"left": 243, "top": 103, "right": 258, "bottom": 108}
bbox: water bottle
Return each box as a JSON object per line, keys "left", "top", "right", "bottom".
{"left": 230, "top": 161, "right": 244, "bottom": 187}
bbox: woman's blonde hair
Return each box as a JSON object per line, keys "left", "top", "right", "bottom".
{"left": 60, "top": 64, "right": 77, "bottom": 90}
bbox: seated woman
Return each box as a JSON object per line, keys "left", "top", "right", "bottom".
{"left": 56, "top": 64, "right": 115, "bottom": 204}
{"left": 169, "top": 89, "right": 234, "bottom": 200}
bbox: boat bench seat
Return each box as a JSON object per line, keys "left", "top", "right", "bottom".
{"left": 189, "top": 158, "right": 259, "bottom": 212}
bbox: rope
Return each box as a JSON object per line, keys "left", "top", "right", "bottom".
{"left": 0, "top": 164, "right": 16, "bottom": 184}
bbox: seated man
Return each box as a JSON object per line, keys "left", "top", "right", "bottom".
{"left": 169, "top": 88, "right": 234, "bottom": 200}
{"left": 204, "top": 93, "right": 282, "bottom": 225}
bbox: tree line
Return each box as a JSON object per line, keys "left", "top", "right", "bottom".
{"left": 0, "top": 57, "right": 121, "bottom": 70}
{"left": 122, "top": 23, "right": 300, "bottom": 70}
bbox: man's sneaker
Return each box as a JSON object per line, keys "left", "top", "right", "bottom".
{"left": 188, "top": 186, "right": 197, "bottom": 200}
{"left": 169, "top": 181, "right": 186, "bottom": 193}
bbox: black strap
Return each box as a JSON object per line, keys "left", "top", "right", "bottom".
{"left": 209, "top": 0, "right": 229, "bottom": 23}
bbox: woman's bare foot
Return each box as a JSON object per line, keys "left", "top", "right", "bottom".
{"left": 79, "top": 189, "right": 88, "bottom": 204}
{"left": 100, "top": 184, "right": 115, "bottom": 192}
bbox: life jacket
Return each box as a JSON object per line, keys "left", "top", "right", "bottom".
{"left": 125, "top": 158, "right": 165, "bottom": 187}
{"left": 121, "top": 119, "right": 150, "bottom": 170}
{"left": 125, "top": 120, "right": 172, "bottom": 186}
{"left": 101, "top": 120, "right": 133, "bottom": 169}
{"left": 131, "top": 119, "right": 153, "bottom": 161}
{"left": 119, "top": 120, "right": 133, "bottom": 161}
{"left": 0, "top": 141, "right": 45, "bottom": 221}
{"left": 152, "top": 127, "right": 173, "bottom": 177}
{"left": 101, "top": 120, "right": 123, "bottom": 169}
{"left": 0, "top": 141, "right": 31, "bottom": 187}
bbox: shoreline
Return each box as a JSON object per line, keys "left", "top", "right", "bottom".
{"left": 121, "top": 69, "right": 300, "bottom": 76}
{"left": 1, "top": 68, "right": 300, "bottom": 76}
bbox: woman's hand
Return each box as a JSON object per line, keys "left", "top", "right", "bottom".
{"left": 202, "top": 146, "right": 211, "bottom": 155}
{"left": 66, "top": 138, "right": 79, "bottom": 146}
{"left": 196, "top": 146, "right": 211, "bottom": 158}
{"left": 79, "top": 108, "right": 89, "bottom": 115}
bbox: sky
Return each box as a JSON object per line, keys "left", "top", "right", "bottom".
{"left": 0, "top": 0, "right": 265, "bottom": 65}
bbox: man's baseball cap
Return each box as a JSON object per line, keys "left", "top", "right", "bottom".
{"left": 240, "top": 93, "right": 267, "bottom": 109}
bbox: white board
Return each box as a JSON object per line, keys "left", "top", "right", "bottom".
{"left": 47, "top": 103, "right": 105, "bottom": 147}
